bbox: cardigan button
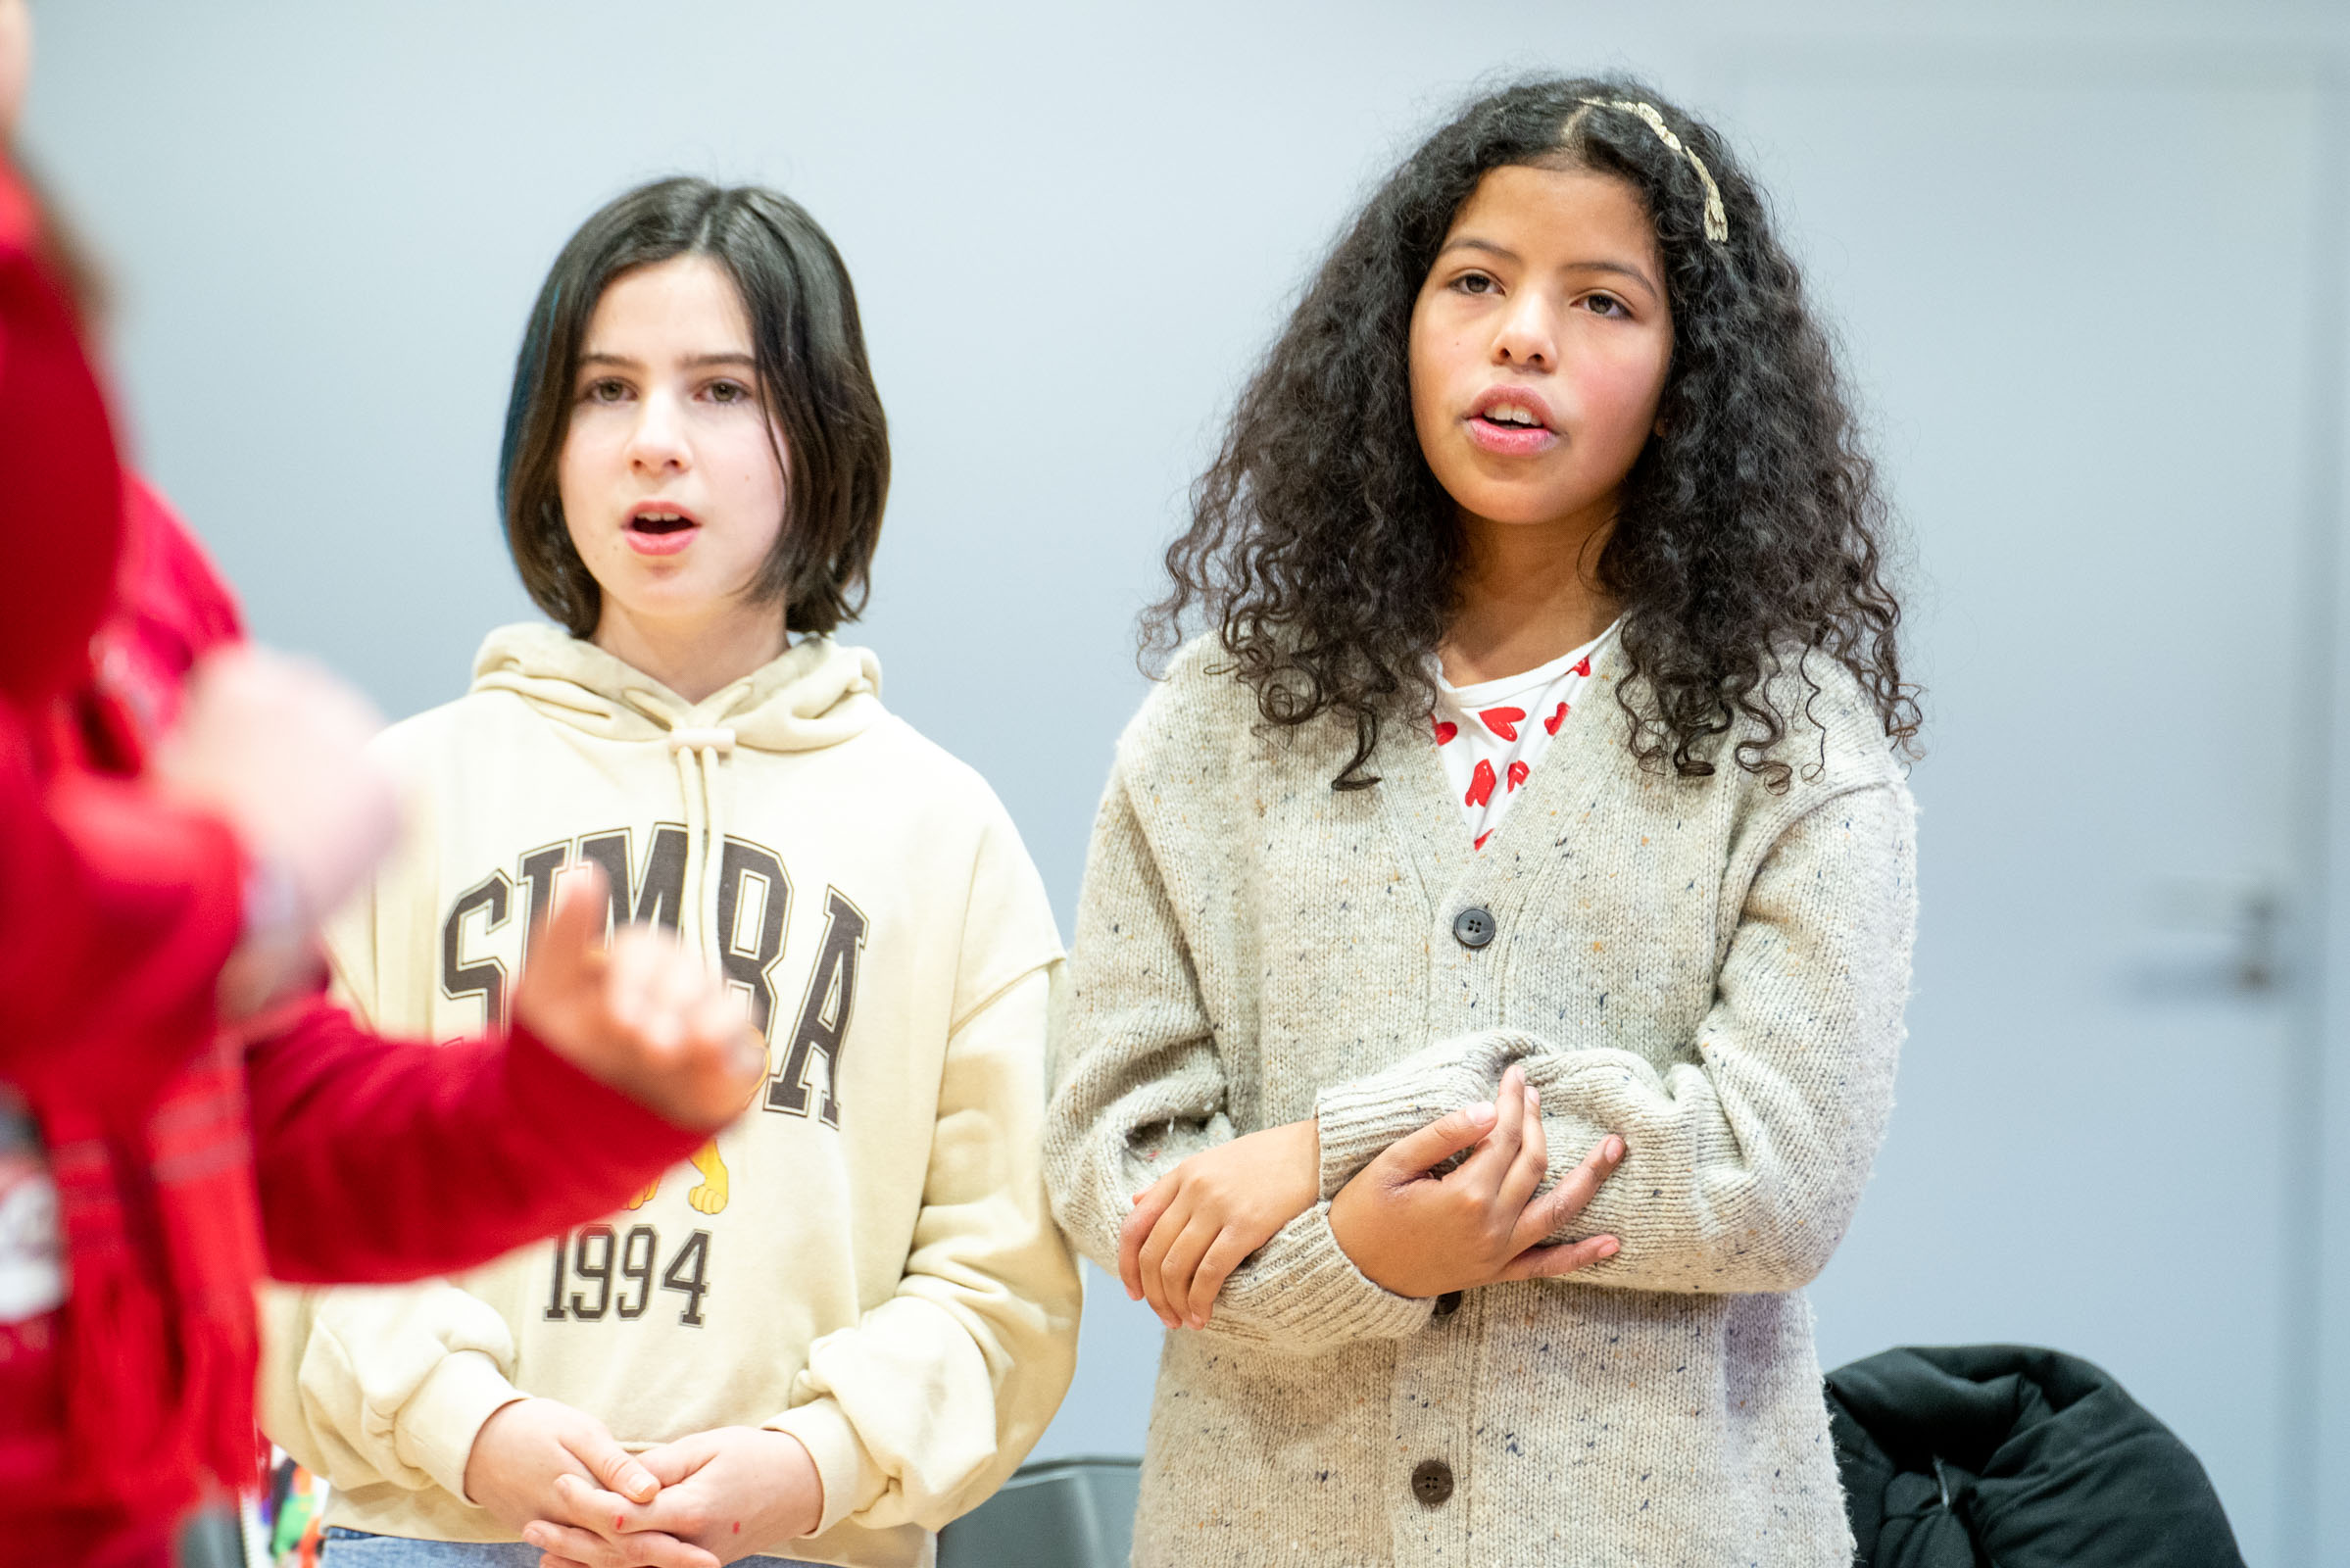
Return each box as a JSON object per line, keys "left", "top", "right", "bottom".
{"left": 1451, "top": 906, "right": 1495, "bottom": 949}
{"left": 1432, "top": 1291, "right": 1463, "bottom": 1319}
{"left": 1410, "top": 1458, "right": 1454, "bottom": 1506}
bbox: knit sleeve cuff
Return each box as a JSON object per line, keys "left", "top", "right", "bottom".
{"left": 402, "top": 1348, "right": 524, "bottom": 1501}
{"left": 1211, "top": 1200, "right": 1432, "bottom": 1350}
{"left": 1315, "top": 1032, "right": 1528, "bottom": 1199}
{"left": 766, "top": 1396, "right": 889, "bottom": 1538}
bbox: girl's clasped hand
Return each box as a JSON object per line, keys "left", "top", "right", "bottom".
{"left": 1119, "top": 1065, "right": 1626, "bottom": 1328}
{"left": 458, "top": 1394, "right": 821, "bottom": 1568}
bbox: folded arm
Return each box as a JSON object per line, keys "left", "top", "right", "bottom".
{"left": 1045, "top": 765, "right": 1434, "bottom": 1352}
{"left": 1316, "top": 781, "right": 1917, "bottom": 1296}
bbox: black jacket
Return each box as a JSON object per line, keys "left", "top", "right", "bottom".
{"left": 1826, "top": 1345, "right": 2245, "bottom": 1567}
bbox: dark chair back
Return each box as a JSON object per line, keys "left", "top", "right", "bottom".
{"left": 937, "top": 1454, "right": 1141, "bottom": 1568}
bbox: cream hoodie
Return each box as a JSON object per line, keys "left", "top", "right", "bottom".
{"left": 259, "top": 625, "right": 1080, "bottom": 1567}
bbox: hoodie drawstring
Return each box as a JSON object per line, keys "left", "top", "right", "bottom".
{"left": 667, "top": 725, "right": 736, "bottom": 959}
{"left": 470, "top": 633, "right": 880, "bottom": 964}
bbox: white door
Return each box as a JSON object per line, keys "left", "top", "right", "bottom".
{"left": 1724, "top": 57, "right": 2342, "bottom": 1566}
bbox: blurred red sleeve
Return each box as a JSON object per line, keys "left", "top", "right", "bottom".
{"left": 243, "top": 999, "right": 706, "bottom": 1282}
{"left": 0, "top": 164, "right": 126, "bottom": 714}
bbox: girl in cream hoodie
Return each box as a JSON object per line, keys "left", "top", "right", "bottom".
{"left": 263, "top": 178, "right": 1079, "bottom": 1568}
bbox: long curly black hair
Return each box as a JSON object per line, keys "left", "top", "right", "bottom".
{"left": 1147, "top": 74, "right": 1920, "bottom": 790}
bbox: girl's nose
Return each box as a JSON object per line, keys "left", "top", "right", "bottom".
{"left": 626, "top": 390, "right": 691, "bottom": 472}
{"left": 1493, "top": 296, "right": 1558, "bottom": 369}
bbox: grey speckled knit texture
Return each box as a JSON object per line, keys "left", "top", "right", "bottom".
{"left": 1044, "top": 636, "right": 1917, "bottom": 1568}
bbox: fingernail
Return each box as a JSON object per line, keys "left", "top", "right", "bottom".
{"left": 1607, "top": 1137, "right": 1625, "bottom": 1160}
{"left": 1528, "top": 1086, "right": 1541, "bottom": 1107}
{"left": 1466, "top": 1102, "right": 1495, "bottom": 1126}
{"left": 1599, "top": 1238, "right": 1620, "bottom": 1257}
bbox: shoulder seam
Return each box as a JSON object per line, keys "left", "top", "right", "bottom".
{"left": 948, "top": 954, "right": 1060, "bottom": 1039}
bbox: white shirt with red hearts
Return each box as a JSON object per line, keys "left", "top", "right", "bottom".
{"left": 1433, "top": 620, "right": 1619, "bottom": 851}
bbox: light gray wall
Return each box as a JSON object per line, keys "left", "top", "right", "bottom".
{"left": 26, "top": 2, "right": 2350, "bottom": 1561}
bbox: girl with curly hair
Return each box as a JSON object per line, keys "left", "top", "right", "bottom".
{"left": 1045, "top": 75, "right": 1921, "bottom": 1566}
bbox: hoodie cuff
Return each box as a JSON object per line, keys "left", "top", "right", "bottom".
{"left": 402, "top": 1348, "right": 525, "bottom": 1501}
{"left": 765, "top": 1397, "right": 888, "bottom": 1537}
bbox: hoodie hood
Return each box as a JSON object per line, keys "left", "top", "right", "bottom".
{"left": 464, "top": 623, "right": 885, "bottom": 962}
{"left": 467, "top": 621, "right": 883, "bottom": 754}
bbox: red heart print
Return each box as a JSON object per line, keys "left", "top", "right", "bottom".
{"left": 1480, "top": 707, "right": 1525, "bottom": 741}
{"left": 1571, "top": 656, "right": 1591, "bottom": 678}
{"left": 1474, "top": 831, "right": 1493, "bottom": 852}
{"left": 1544, "top": 701, "right": 1569, "bottom": 735}
{"left": 1465, "top": 759, "right": 1496, "bottom": 808}
{"left": 1506, "top": 760, "right": 1529, "bottom": 792}
{"left": 1434, "top": 718, "right": 1458, "bottom": 745}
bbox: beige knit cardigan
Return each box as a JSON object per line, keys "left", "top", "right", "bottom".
{"left": 1044, "top": 635, "right": 1916, "bottom": 1568}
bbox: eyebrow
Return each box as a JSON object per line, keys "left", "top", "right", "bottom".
{"left": 1438, "top": 236, "right": 1661, "bottom": 299}
{"left": 577, "top": 351, "right": 759, "bottom": 370}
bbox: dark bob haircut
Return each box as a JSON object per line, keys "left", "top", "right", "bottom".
{"left": 1151, "top": 75, "right": 1920, "bottom": 789}
{"left": 498, "top": 177, "right": 889, "bottom": 637}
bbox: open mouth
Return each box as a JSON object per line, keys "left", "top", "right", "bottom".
{"left": 624, "top": 504, "right": 702, "bottom": 555}
{"left": 1464, "top": 388, "right": 1558, "bottom": 453}
{"left": 1474, "top": 405, "right": 1545, "bottom": 432}
{"left": 1465, "top": 386, "right": 1557, "bottom": 447}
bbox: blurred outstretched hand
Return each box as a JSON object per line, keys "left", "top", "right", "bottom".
{"left": 514, "top": 864, "right": 766, "bottom": 1131}
{"left": 151, "top": 646, "right": 399, "bottom": 1014}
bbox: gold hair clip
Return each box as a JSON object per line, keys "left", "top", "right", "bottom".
{"left": 1578, "top": 98, "right": 1730, "bottom": 245}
